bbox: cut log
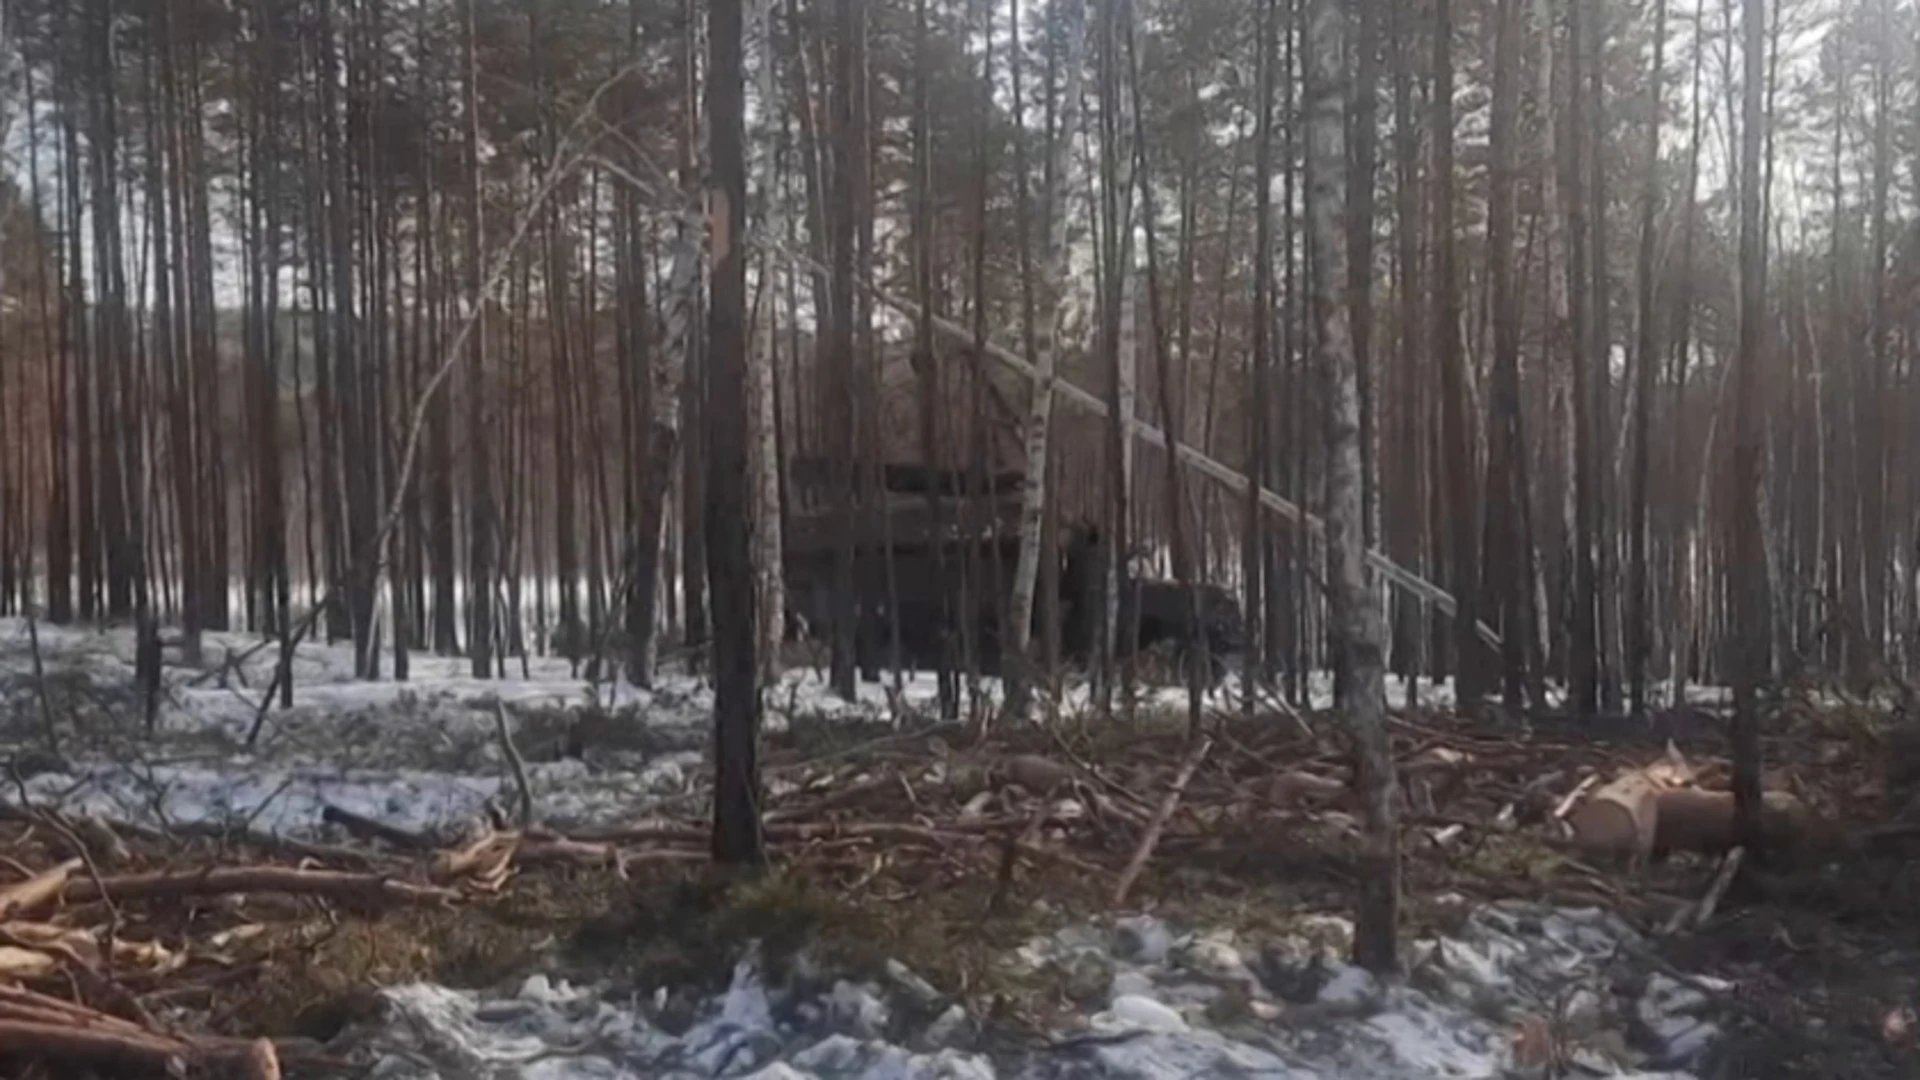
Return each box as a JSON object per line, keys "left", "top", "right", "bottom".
{"left": 1652, "top": 788, "right": 1807, "bottom": 856}
{"left": 1267, "top": 770, "right": 1350, "bottom": 810}
{"left": 1566, "top": 769, "right": 1663, "bottom": 861}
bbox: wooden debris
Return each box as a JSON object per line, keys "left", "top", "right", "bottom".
{"left": 1652, "top": 788, "right": 1808, "bottom": 856}
{"left": 1566, "top": 769, "right": 1663, "bottom": 863}
{"left": 1266, "top": 769, "right": 1348, "bottom": 810}
{"left": 1691, "top": 846, "right": 1745, "bottom": 928}
{"left": 433, "top": 831, "right": 521, "bottom": 890}
{"left": 1112, "top": 736, "right": 1212, "bottom": 906}
{"left": 0, "top": 858, "right": 79, "bottom": 919}
{"left": 63, "top": 866, "right": 459, "bottom": 907}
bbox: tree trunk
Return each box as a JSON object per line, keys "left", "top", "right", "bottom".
{"left": 1483, "top": 0, "right": 1534, "bottom": 709}
{"left": 1728, "top": 0, "right": 1769, "bottom": 857}
{"left": 1432, "top": 0, "right": 1484, "bottom": 705}
{"left": 707, "top": 0, "right": 764, "bottom": 869}
{"left": 1629, "top": 0, "right": 1669, "bottom": 716}
{"left": 1005, "top": 0, "right": 1088, "bottom": 717}
{"left": 1307, "top": 0, "right": 1399, "bottom": 973}
{"left": 463, "top": 0, "right": 494, "bottom": 680}
{"left": 748, "top": 0, "right": 788, "bottom": 686}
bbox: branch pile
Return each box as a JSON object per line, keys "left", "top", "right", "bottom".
{"left": 0, "top": 801, "right": 452, "bottom": 1078}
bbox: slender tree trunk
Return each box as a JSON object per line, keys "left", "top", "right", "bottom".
{"left": 1245, "top": 0, "right": 1277, "bottom": 707}
{"left": 747, "top": 0, "right": 788, "bottom": 685}
{"left": 708, "top": 0, "right": 763, "bottom": 868}
{"left": 1563, "top": 0, "right": 1601, "bottom": 716}
{"left": 463, "top": 0, "right": 494, "bottom": 680}
{"left": 1483, "top": 0, "right": 1533, "bottom": 709}
{"left": 1307, "top": 0, "right": 1398, "bottom": 973}
{"left": 1729, "top": 0, "right": 1769, "bottom": 856}
{"left": 1386, "top": 0, "right": 1424, "bottom": 695}
{"left": 1629, "top": 0, "right": 1669, "bottom": 717}
{"left": 1347, "top": 0, "right": 1380, "bottom": 557}
{"left": 1124, "top": 5, "right": 1204, "bottom": 738}
{"left": 1432, "top": 0, "right": 1484, "bottom": 705}
{"left": 1004, "top": 0, "right": 1088, "bottom": 718}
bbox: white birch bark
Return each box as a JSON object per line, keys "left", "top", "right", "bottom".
{"left": 747, "top": 0, "right": 786, "bottom": 683}
{"left": 1103, "top": 257, "right": 1138, "bottom": 685}
{"left": 1306, "top": 0, "right": 1398, "bottom": 971}
{"left": 1006, "top": 0, "right": 1089, "bottom": 702}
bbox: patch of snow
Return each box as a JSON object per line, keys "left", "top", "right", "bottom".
{"left": 1093, "top": 994, "right": 1189, "bottom": 1034}
{"left": 339, "top": 901, "right": 1723, "bottom": 1079}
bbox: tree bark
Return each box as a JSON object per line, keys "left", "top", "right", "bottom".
{"left": 1484, "top": 0, "right": 1534, "bottom": 709}
{"left": 707, "top": 0, "right": 764, "bottom": 868}
{"left": 1307, "top": 0, "right": 1399, "bottom": 973}
{"left": 1629, "top": 0, "right": 1669, "bottom": 716}
{"left": 1005, "top": 0, "right": 1088, "bottom": 718}
{"left": 1729, "top": 0, "right": 1769, "bottom": 857}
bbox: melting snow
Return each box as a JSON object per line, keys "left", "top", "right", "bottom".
{"left": 348, "top": 902, "right": 1718, "bottom": 1079}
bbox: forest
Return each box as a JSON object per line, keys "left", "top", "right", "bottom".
{"left": 1, "top": 0, "right": 1918, "bottom": 1076}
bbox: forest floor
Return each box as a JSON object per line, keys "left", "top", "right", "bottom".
{"left": 0, "top": 616, "right": 1916, "bottom": 1078}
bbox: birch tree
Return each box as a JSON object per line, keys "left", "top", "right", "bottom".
{"left": 1005, "top": 0, "right": 1088, "bottom": 718}
{"left": 1306, "top": 0, "right": 1399, "bottom": 972}
{"left": 748, "top": 0, "right": 787, "bottom": 684}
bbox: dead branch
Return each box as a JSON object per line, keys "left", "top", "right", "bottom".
{"left": 24, "top": 609, "right": 62, "bottom": 753}
{"left": 0, "top": 858, "right": 79, "bottom": 918}
{"left": 1111, "top": 736, "right": 1213, "bottom": 906}
{"left": 63, "top": 866, "right": 459, "bottom": 907}
{"left": 492, "top": 701, "right": 535, "bottom": 829}
{"left": 1692, "top": 846, "right": 1745, "bottom": 929}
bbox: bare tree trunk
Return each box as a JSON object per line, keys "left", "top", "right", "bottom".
{"left": 1094, "top": 0, "right": 1135, "bottom": 717}
{"left": 1347, "top": 0, "right": 1380, "bottom": 557}
{"left": 1308, "top": 0, "right": 1399, "bottom": 973}
{"left": 1432, "top": 0, "right": 1485, "bottom": 705}
{"left": 1004, "top": 0, "right": 1088, "bottom": 718}
{"left": 1124, "top": 6, "right": 1204, "bottom": 739}
{"left": 1629, "top": 0, "right": 1669, "bottom": 717}
{"left": 708, "top": 0, "right": 763, "bottom": 869}
{"left": 1484, "top": 0, "right": 1534, "bottom": 709}
{"left": 463, "top": 0, "right": 494, "bottom": 680}
{"left": 1587, "top": 0, "right": 1621, "bottom": 713}
{"left": 748, "top": 0, "right": 787, "bottom": 685}
{"left": 1386, "top": 0, "right": 1425, "bottom": 697}
{"left": 1245, "top": 0, "right": 1278, "bottom": 708}
{"left": 1728, "top": 0, "right": 1769, "bottom": 855}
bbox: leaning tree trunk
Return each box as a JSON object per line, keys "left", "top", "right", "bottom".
{"left": 1004, "top": 0, "right": 1088, "bottom": 718}
{"left": 1307, "top": 0, "right": 1399, "bottom": 973}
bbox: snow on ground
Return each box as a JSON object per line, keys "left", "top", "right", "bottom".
{"left": 1, "top": 619, "right": 1738, "bottom": 1076}
{"left": 0, "top": 616, "right": 943, "bottom": 839}
{"left": 351, "top": 900, "right": 1720, "bottom": 1079}
{"left": 0, "top": 617, "right": 1475, "bottom": 842}
{"left": 0, "top": 617, "right": 1733, "bottom": 842}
